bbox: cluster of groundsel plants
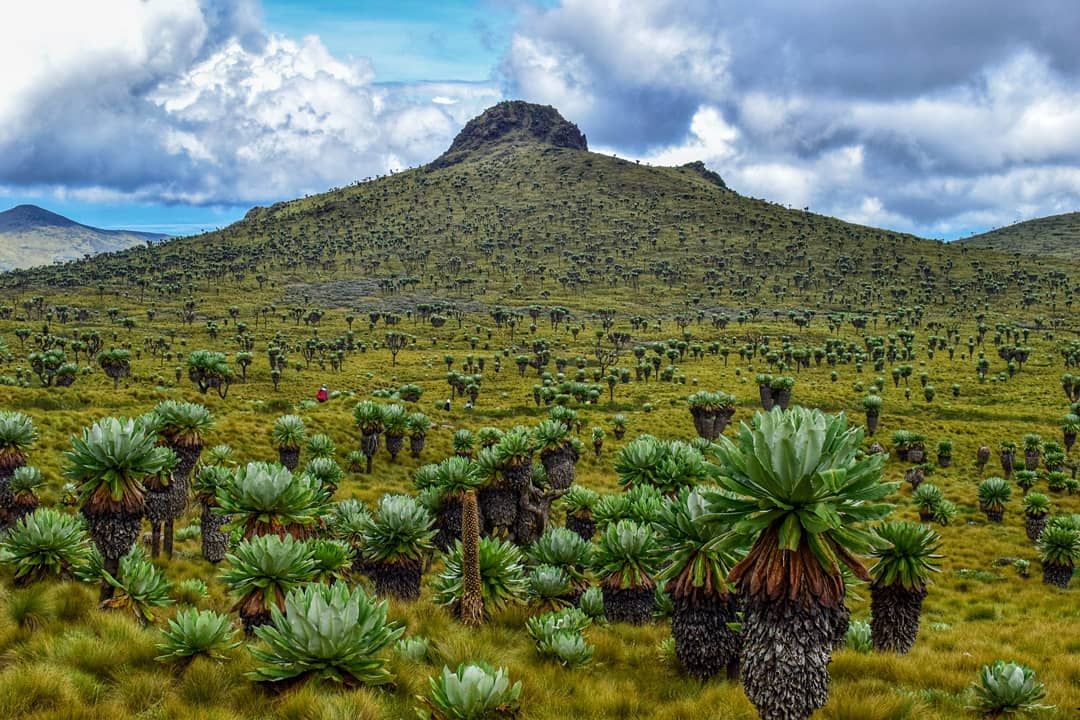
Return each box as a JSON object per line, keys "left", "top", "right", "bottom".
{"left": 706, "top": 406, "right": 895, "bottom": 720}
{"left": 418, "top": 662, "right": 522, "bottom": 719}
{"left": 526, "top": 607, "right": 594, "bottom": 667}
{"left": 65, "top": 417, "right": 172, "bottom": 592}
{"left": 248, "top": 582, "right": 404, "bottom": 687}
{"left": 614, "top": 435, "right": 712, "bottom": 495}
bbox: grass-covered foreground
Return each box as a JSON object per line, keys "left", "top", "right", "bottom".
{"left": 0, "top": 305, "right": 1075, "bottom": 720}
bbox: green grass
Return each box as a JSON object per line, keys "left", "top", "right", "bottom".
{"left": 0, "top": 307, "right": 1074, "bottom": 718}
{"left": 0, "top": 133, "right": 1076, "bottom": 718}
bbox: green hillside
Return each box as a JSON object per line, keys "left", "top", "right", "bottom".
{"left": 3, "top": 103, "right": 1074, "bottom": 323}
{"left": 960, "top": 211, "right": 1080, "bottom": 260}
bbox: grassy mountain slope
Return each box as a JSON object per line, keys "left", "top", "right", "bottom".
{"left": 0, "top": 204, "right": 166, "bottom": 271}
{"left": 4, "top": 136, "right": 1071, "bottom": 322}
{"left": 960, "top": 211, "right": 1080, "bottom": 260}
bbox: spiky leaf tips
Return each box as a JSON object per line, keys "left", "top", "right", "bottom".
{"left": 303, "top": 457, "right": 343, "bottom": 498}
{"left": 708, "top": 407, "right": 895, "bottom": 607}
{"left": 978, "top": 477, "right": 1012, "bottom": 523}
{"left": 248, "top": 582, "right": 404, "bottom": 687}
{"left": 419, "top": 662, "right": 522, "bottom": 720}
{"left": 706, "top": 406, "right": 895, "bottom": 720}
{"left": 527, "top": 607, "right": 594, "bottom": 667}
{"left": 270, "top": 415, "right": 306, "bottom": 470}
{"left": 528, "top": 527, "right": 593, "bottom": 594}
{"left": 215, "top": 461, "right": 324, "bottom": 539}
{"left": 309, "top": 538, "right": 355, "bottom": 585}
{"left": 66, "top": 417, "right": 172, "bottom": 588}
{"left": 615, "top": 436, "right": 712, "bottom": 495}
{"left": 66, "top": 417, "right": 171, "bottom": 516}
{"left": 0, "top": 507, "right": 92, "bottom": 585}
{"left": 0, "top": 411, "right": 37, "bottom": 470}
{"left": 867, "top": 521, "right": 942, "bottom": 653}
{"left": 305, "top": 433, "right": 336, "bottom": 460}
{"left": 149, "top": 400, "right": 214, "bottom": 449}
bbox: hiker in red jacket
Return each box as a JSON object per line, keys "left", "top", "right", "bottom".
{"left": 316, "top": 386, "right": 329, "bottom": 403}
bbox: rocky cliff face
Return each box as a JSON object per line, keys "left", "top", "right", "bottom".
{"left": 430, "top": 101, "right": 588, "bottom": 168}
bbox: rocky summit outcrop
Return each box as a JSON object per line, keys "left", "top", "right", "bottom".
{"left": 679, "top": 161, "right": 729, "bottom": 190}
{"left": 430, "top": 101, "right": 588, "bottom": 169}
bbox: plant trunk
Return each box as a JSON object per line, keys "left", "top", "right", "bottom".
{"left": 566, "top": 514, "right": 595, "bottom": 542}
{"left": 1000, "top": 452, "right": 1014, "bottom": 477}
{"left": 1042, "top": 562, "right": 1073, "bottom": 588}
{"left": 278, "top": 447, "right": 299, "bottom": 471}
{"left": 672, "top": 595, "right": 740, "bottom": 680}
{"left": 386, "top": 434, "right": 404, "bottom": 461}
{"left": 870, "top": 583, "right": 926, "bottom": 654}
{"left": 361, "top": 434, "right": 379, "bottom": 473}
{"left": 602, "top": 585, "right": 653, "bottom": 624}
{"left": 478, "top": 486, "right": 515, "bottom": 533}
{"left": 739, "top": 597, "right": 834, "bottom": 720}
{"left": 164, "top": 519, "right": 174, "bottom": 558}
{"left": 409, "top": 435, "right": 426, "bottom": 459}
{"left": 370, "top": 559, "right": 423, "bottom": 600}
{"left": 540, "top": 446, "right": 576, "bottom": 490}
{"left": 1025, "top": 513, "right": 1048, "bottom": 542}
{"left": 201, "top": 500, "right": 230, "bottom": 563}
{"left": 435, "top": 497, "right": 463, "bottom": 552}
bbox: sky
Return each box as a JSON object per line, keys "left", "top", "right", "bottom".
{"left": 2, "top": 1, "right": 1079, "bottom": 239}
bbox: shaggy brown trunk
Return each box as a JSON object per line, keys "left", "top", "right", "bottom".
{"left": 459, "top": 489, "right": 483, "bottom": 627}
{"left": 164, "top": 519, "right": 174, "bottom": 558}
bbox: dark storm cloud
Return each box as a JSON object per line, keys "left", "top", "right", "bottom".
{"left": 503, "top": 0, "right": 1080, "bottom": 234}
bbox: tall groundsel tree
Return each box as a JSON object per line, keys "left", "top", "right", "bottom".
{"left": 65, "top": 417, "right": 172, "bottom": 599}
{"left": 707, "top": 407, "right": 895, "bottom": 720}
{"left": 867, "top": 521, "right": 942, "bottom": 653}
{"left": 655, "top": 487, "right": 745, "bottom": 680}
